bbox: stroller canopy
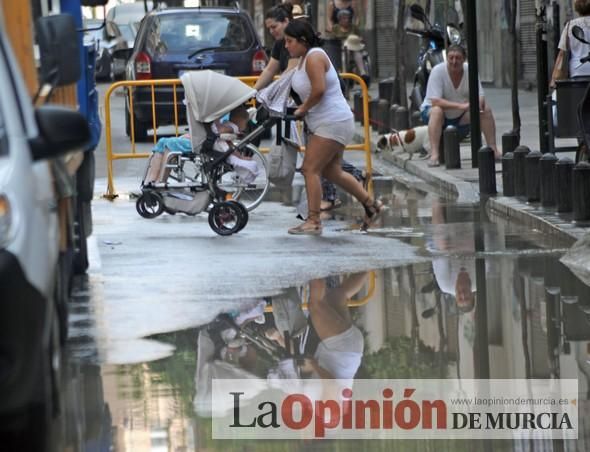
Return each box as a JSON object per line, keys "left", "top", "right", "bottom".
{"left": 181, "top": 70, "right": 256, "bottom": 123}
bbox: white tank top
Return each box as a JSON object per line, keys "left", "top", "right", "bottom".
{"left": 291, "top": 47, "right": 353, "bottom": 126}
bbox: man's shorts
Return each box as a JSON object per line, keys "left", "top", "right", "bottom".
{"left": 420, "top": 106, "right": 470, "bottom": 139}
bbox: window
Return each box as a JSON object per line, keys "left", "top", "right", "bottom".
{"left": 155, "top": 13, "right": 253, "bottom": 53}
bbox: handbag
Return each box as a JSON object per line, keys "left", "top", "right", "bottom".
{"left": 268, "top": 137, "right": 299, "bottom": 187}
{"left": 553, "top": 21, "right": 571, "bottom": 82}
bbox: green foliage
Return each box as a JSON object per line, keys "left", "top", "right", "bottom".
{"left": 364, "top": 336, "right": 446, "bottom": 379}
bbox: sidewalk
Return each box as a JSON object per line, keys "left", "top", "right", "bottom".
{"left": 352, "top": 83, "right": 590, "bottom": 281}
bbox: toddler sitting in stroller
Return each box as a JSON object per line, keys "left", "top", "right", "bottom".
{"left": 143, "top": 105, "right": 259, "bottom": 186}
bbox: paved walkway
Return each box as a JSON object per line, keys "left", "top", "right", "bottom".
{"left": 352, "top": 84, "right": 590, "bottom": 245}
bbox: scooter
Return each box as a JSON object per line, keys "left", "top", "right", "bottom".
{"left": 405, "top": 3, "right": 463, "bottom": 113}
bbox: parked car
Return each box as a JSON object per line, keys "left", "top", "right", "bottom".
{"left": 121, "top": 6, "right": 267, "bottom": 141}
{"left": 0, "top": 17, "right": 90, "bottom": 447}
{"left": 106, "top": 0, "right": 162, "bottom": 47}
{"left": 84, "top": 18, "right": 128, "bottom": 80}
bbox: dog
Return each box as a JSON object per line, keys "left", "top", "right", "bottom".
{"left": 376, "top": 125, "right": 430, "bottom": 160}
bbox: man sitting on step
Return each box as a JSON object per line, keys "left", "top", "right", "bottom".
{"left": 420, "top": 44, "right": 501, "bottom": 167}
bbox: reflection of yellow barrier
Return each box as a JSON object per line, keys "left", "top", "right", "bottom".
{"left": 263, "top": 270, "right": 376, "bottom": 313}
{"left": 103, "top": 74, "right": 371, "bottom": 199}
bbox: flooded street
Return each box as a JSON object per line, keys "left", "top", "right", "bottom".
{"left": 61, "top": 175, "right": 590, "bottom": 451}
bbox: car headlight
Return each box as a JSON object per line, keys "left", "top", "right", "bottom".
{"left": 0, "top": 194, "right": 15, "bottom": 249}
{"left": 447, "top": 26, "right": 461, "bottom": 45}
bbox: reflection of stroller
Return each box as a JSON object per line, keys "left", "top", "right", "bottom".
{"left": 135, "top": 71, "right": 279, "bottom": 235}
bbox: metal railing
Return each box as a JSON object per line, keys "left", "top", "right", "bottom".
{"left": 103, "top": 73, "right": 371, "bottom": 199}
{"left": 263, "top": 270, "right": 377, "bottom": 313}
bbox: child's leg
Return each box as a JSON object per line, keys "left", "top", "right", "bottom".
{"left": 144, "top": 152, "right": 164, "bottom": 185}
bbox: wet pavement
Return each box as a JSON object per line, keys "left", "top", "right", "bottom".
{"left": 56, "top": 173, "right": 590, "bottom": 451}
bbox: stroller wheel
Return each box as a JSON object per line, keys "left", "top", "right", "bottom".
{"left": 208, "top": 201, "right": 245, "bottom": 235}
{"left": 136, "top": 192, "right": 164, "bottom": 219}
{"left": 226, "top": 200, "right": 248, "bottom": 232}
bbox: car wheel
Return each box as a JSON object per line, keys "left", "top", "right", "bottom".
{"left": 13, "top": 312, "right": 62, "bottom": 451}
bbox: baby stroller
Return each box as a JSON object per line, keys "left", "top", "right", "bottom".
{"left": 135, "top": 70, "right": 278, "bottom": 236}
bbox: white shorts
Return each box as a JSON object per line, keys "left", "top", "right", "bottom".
{"left": 308, "top": 118, "right": 355, "bottom": 146}
{"left": 313, "top": 325, "right": 364, "bottom": 380}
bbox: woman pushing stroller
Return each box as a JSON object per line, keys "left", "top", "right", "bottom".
{"left": 284, "top": 20, "right": 383, "bottom": 235}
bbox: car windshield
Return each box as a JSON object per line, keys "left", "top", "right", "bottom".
{"left": 153, "top": 13, "right": 253, "bottom": 53}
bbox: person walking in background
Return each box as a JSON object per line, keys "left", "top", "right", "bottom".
{"left": 284, "top": 20, "right": 383, "bottom": 234}
{"left": 420, "top": 45, "right": 500, "bottom": 167}
{"left": 254, "top": 4, "right": 297, "bottom": 91}
{"left": 550, "top": 0, "right": 590, "bottom": 88}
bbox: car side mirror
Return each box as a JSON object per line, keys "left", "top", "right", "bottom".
{"left": 36, "top": 14, "right": 81, "bottom": 87}
{"left": 29, "top": 106, "right": 90, "bottom": 161}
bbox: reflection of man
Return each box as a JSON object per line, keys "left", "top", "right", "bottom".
{"left": 428, "top": 201, "right": 477, "bottom": 378}
{"left": 420, "top": 45, "right": 500, "bottom": 167}
{"left": 429, "top": 199, "right": 476, "bottom": 310}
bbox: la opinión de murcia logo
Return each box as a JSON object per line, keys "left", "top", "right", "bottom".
{"left": 228, "top": 388, "right": 574, "bottom": 438}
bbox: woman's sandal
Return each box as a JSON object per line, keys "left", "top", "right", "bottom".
{"left": 288, "top": 220, "right": 323, "bottom": 235}
{"left": 361, "top": 198, "right": 385, "bottom": 231}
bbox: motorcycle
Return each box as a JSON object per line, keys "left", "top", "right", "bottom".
{"left": 405, "top": 3, "right": 463, "bottom": 113}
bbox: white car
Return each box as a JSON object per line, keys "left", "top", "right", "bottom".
{"left": 106, "top": 1, "right": 165, "bottom": 47}
{"left": 0, "top": 21, "right": 90, "bottom": 445}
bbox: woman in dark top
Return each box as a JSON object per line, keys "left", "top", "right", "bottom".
{"left": 254, "top": 4, "right": 296, "bottom": 90}
{"left": 326, "top": 0, "right": 357, "bottom": 32}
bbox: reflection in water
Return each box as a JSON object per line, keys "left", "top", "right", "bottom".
{"left": 195, "top": 272, "right": 370, "bottom": 418}
{"left": 60, "top": 200, "right": 590, "bottom": 450}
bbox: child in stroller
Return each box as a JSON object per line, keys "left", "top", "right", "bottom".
{"left": 143, "top": 105, "right": 259, "bottom": 188}
{"left": 135, "top": 70, "right": 276, "bottom": 236}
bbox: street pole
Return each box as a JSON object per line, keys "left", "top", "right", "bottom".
{"left": 465, "top": 0, "right": 481, "bottom": 167}
{"left": 536, "top": 5, "right": 549, "bottom": 152}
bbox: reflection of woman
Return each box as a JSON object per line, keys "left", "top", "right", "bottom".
{"left": 284, "top": 20, "right": 383, "bottom": 234}
{"left": 550, "top": 0, "right": 590, "bottom": 88}
{"left": 300, "top": 272, "right": 367, "bottom": 383}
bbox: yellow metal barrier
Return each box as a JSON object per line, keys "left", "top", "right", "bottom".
{"left": 103, "top": 74, "right": 371, "bottom": 199}
{"left": 263, "top": 270, "right": 376, "bottom": 313}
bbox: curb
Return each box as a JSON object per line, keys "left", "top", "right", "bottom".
{"left": 354, "top": 129, "right": 587, "bottom": 244}
{"left": 487, "top": 197, "right": 583, "bottom": 245}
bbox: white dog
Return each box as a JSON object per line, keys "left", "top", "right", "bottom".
{"left": 376, "top": 125, "right": 430, "bottom": 160}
